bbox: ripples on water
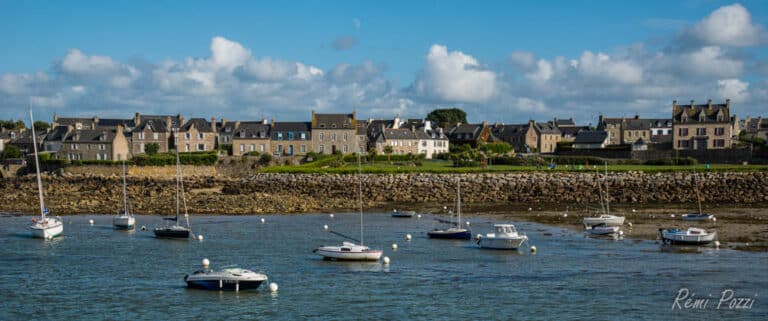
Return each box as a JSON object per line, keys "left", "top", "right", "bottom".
{"left": 0, "top": 214, "right": 765, "bottom": 320}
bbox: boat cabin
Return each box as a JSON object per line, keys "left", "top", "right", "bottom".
{"left": 494, "top": 224, "right": 517, "bottom": 235}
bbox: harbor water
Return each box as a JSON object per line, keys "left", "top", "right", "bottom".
{"left": 0, "top": 213, "right": 765, "bottom": 320}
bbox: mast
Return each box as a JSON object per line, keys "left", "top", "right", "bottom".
{"left": 456, "top": 176, "right": 461, "bottom": 227}
{"left": 693, "top": 167, "right": 703, "bottom": 215}
{"left": 29, "top": 106, "right": 45, "bottom": 220}
{"left": 358, "top": 153, "right": 364, "bottom": 246}
{"left": 122, "top": 159, "right": 129, "bottom": 215}
{"left": 604, "top": 162, "right": 610, "bottom": 215}
{"left": 595, "top": 167, "right": 606, "bottom": 215}
{"left": 174, "top": 128, "right": 180, "bottom": 222}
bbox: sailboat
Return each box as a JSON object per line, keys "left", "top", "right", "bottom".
{"left": 154, "top": 129, "right": 192, "bottom": 239}
{"left": 428, "top": 177, "right": 471, "bottom": 240}
{"left": 313, "top": 154, "right": 382, "bottom": 261}
{"left": 113, "top": 160, "right": 136, "bottom": 229}
{"left": 660, "top": 168, "right": 717, "bottom": 245}
{"left": 681, "top": 169, "right": 716, "bottom": 221}
{"left": 582, "top": 163, "right": 624, "bottom": 230}
{"left": 27, "top": 107, "right": 63, "bottom": 239}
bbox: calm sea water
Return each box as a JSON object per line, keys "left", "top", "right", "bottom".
{"left": 0, "top": 213, "right": 765, "bottom": 320}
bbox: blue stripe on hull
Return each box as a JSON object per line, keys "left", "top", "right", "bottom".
{"left": 428, "top": 230, "right": 472, "bottom": 240}
{"left": 154, "top": 230, "right": 190, "bottom": 238}
{"left": 114, "top": 225, "right": 135, "bottom": 230}
{"left": 186, "top": 280, "right": 264, "bottom": 291}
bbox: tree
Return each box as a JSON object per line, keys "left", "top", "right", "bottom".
{"left": 426, "top": 108, "right": 468, "bottom": 129}
{"left": 0, "top": 119, "right": 25, "bottom": 130}
{"left": 33, "top": 121, "right": 50, "bottom": 132}
{"left": 0, "top": 145, "right": 22, "bottom": 159}
{"left": 383, "top": 145, "right": 393, "bottom": 163}
{"left": 367, "top": 147, "right": 377, "bottom": 164}
{"left": 259, "top": 153, "right": 272, "bottom": 165}
{"left": 145, "top": 143, "right": 160, "bottom": 155}
{"left": 479, "top": 142, "right": 512, "bottom": 158}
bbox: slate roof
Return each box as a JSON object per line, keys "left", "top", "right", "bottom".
{"left": 313, "top": 113, "right": 355, "bottom": 129}
{"left": 673, "top": 103, "right": 730, "bottom": 123}
{"left": 535, "top": 122, "right": 560, "bottom": 135}
{"left": 134, "top": 119, "right": 168, "bottom": 133}
{"left": 573, "top": 131, "right": 609, "bottom": 144}
{"left": 553, "top": 118, "right": 575, "bottom": 127}
{"left": 490, "top": 124, "right": 528, "bottom": 141}
{"left": 558, "top": 126, "right": 590, "bottom": 137}
{"left": 44, "top": 126, "right": 70, "bottom": 141}
{"left": 381, "top": 128, "right": 418, "bottom": 140}
{"left": 97, "top": 118, "right": 135, "bottom": 128}
{"left": 62, "top": 129, "right": 118, "bottom": 143}
{"left": 233, "top": 122, "right": 270, "bottom": 139}
{"left": 55, "top": 117, "right": 94, "bottom": 127}
{"left": 180, "top": 118, "right": 214, "bottom": 133}
{"left": 141, "top": 115, "right": 183, "bottom": 128}
{"left": 271, "top": 122, "right": 311, "bottom": 140}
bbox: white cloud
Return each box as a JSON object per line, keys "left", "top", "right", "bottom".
{"left": 210, "top": 36, "right": 252, "bottom": 71}
{"left": 717, "top": 78, "right": 749, "bottom": 102}
{"left": 413, "top": 44, "right": 496, "bottom": 103}
{"left": 59, "top": 49, "right": 121, "bottom": 75}
{"left": 683, "top": 46, "right": 743, "bottom": 77}
{"left": 688, "top": 4, "right": 764, "bottom": 47}
{"left": 574, "top": 51, "right": 642, "bottom": 84}
{"left": 509, "top": 51, "right": 535, "bottom": 69}
{"left": 525, "top": 59, "right": 553, "bottom": 84}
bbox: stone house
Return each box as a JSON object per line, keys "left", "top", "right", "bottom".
{"left": 447, "top": 122, "right": 494, "bottom": 147}
{"left": 374, "top": 128, "right": 420, "bottom": 156}
{"left": 272, "top": 122, "right": 311, "bottom": 156}
{"left": 57, "top": 125, "right": 130, "bottom": 161}
{"left": 311, "top": 111, "right": 358, "bottom": 154}
{"left": 232, "top": 121, "right": 271, "bottom": 156}
{"left": 572, "top": 131, "right": 610, "bottom": 149}
{"left": 491, "top": 120, "right": 560, "bottom": 154}
{"left": 0, "top": 129, "right": 26, "bottom": 152}
{"left": 672, "top": 99, "right": 732, "bottom": 150}
{"left": 416, "top": 128, "right": 449, "bottom": 159}
{"left": 132, "top": 118, "right": 172, "bottom": 154}
{"left": 598, "top": 115, "right": 673, "bottom": 145}
{"left": 743, "top": 116, "right": 768, "bottom": 140}
{"left": 177, "top": 118, "right": 216, "bottom": 152}
{"left": 535, "top": 121, "right": 561, "bottom": 154}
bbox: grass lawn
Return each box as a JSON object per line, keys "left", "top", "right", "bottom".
{"left": 259, "top": 159, "right": 768, "bottom": 174}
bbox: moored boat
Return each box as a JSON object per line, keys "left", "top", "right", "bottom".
{"left": 428, "top": 177, "right": 470, "bottom": 240}
{"left": 586, "top": 224, "right": 620, "bottom": 236}
{"left": 27, "top": 107, "right": 63, "bottom": 240}
{"left": 582, "top": 214, "right": 625, "bottom": 227}
{"left": 477, "top": 224, "right": 528, "bottom": 249}
{"left": 659, "top": 227, "right": 717, "bottom": 245}
{"left": 113, "top": 160, "right": 136, "bottom": 230}
{"left": 185, "top": 259, "right": 268, "bottom": 292}
{"left": 314, "top": 241, "right": 383, "bottom": 261}
{"left": 681, "top": 213, "right": 715, "bottom": 221}
{"left": 154, "top": 129, "right": 192, "bottom": 239}
{"left": 391, "top": 210, "right": 415, "bottom": 218}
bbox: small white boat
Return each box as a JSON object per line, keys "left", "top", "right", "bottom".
{"left": 659, "top": 227, "right": 717, "bottom": 245}
{"left": 27, "top": 107, "right": 63, "bottom": 240}
{"left": 477, "top": 224, "right": 528, "bottom": 250}
{"left": 314, "top": 241, "right": 383, "bottom": 261}
{"left": 681, "top": 213, "right": 715, "bottom": 221}
{"left": 582, "top": 214, "right": 625, "bottom": 227}
{"left": 185, "top": 260, "right": 267, "bottom": 292}
{"left": 586, "top": 224, "right": 620, "bottom": 236}
{"left": 113, "top": 160, "right": 136, "bottom": 230}
{"left": 391, "top": 209, "right": 415, "bottom": 218}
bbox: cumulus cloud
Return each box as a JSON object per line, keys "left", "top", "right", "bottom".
{"left": 573, "top": 51, "right": 643, "bottom": 84}
{"left": 686, "top": 4, "right": 765, "bottom": 47}
{"left": 59, "top": 49, "right": 121, "bottom": 75}
{"left": 716, "top": 78, "right": 750, "bottom": 102}
{"left": 412, "top": 44, "right": 496, "bottom": 103}
{"left": 333, "top": 36, "right": 358, "bottom": 51}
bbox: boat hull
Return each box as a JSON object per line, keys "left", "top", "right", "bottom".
{"left": 185, "top": 279, "right": 264, "bottom": 291}
{"left": 154, "top": 227, "right": 190, "bottom": 239}
{"left": 582, "top": 216, "right": 625, "bottom": 227}
{"left": 587, "top": 226, "right": 620, "bottom": 235}
{"left": 29, "top": 219, "right": 63, "bottom": 239}
{"left": 660, "top": 230, "right": 717, "bottom": 245}
{"left": 681, "top": 214, "right": 715, "bottom": 221}
{"left": 113, "top": 216, "right": 136, "bottom": 230}
{"left": 428, "top": 229, "right": 472, "bottom": 240}
{"left": 314, "top": 249, "right": 383, "bottom": 261}
{"left": 478, "top": 237, "right": 527, "bottom": 249}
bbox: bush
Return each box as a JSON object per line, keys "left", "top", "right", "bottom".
{"left": 644, "top": 157, "right": 698, "bottom": 166}
{"left": 145, "top": 143, "right": 160, "bottom": 155}
{"left": 259, "top": 153, "right": 272, "bottom": 165}
{"left": 133, "top": 151, "right": 217, "bottom": 166}
{"left": 453, "top": 159, "right": 479, "bottom": 167}
{"left": 0, "top": 145, "right": 22, "bottom": 159}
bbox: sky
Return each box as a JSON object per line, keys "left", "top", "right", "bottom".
{"left": 0, "top": 0, "right": 766, "bottom": 126}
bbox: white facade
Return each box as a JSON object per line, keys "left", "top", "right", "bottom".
{"left": 417, "top": 138, "right": 449, "bottom": 159}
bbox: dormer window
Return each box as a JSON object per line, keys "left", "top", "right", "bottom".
{"left": 225, "top": 127, "right": 232, "bottom": 133}
{"left": 239, "top": 130, "right": 245, "bottom": 138}
{"left": 332, "top": 124, "right": 337, "bottom": 129}
{"left": 320, "top": 124, "right": 326, "bottom": 128}
{"left": 76, "top": 123, "right": 82, "bottom": 130}
{"left": 10, "top": 132, "right": 16, "bottom": 139}
{"left": 699, "top": 113, "right": 706, "bottom": 122}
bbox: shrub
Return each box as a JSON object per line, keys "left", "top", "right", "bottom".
{"left": 133, "top": 151, "right": 217, "bottom": 166}
{"left": 145, "top": 143, "right": 160, "bottom": 155}
{"left": 645, "top": 157, "right": 698, "bottom": 166}
{"left": 259, "top": 153, "right": 272, "bottom": 165}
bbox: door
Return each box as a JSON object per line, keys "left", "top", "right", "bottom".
{"left": 288, "top": 145, "right": 294, "bottom": 155}
{"left": 331, "top": 145, "right": 337, "bottom": 154}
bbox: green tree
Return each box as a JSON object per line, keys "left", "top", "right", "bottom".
{"left": 479, "top": 142, "right": 512, "bottom": 156}
{"left": 145, "top": 143, "right": 160, "bottom": 155}
{"left": 0, "top": 120, "right": 25, "bottom": 130}
{"left": 383, "top": 145, "right": 393, "bottom": 163}
{"left": 426, "top": 108, "right": 468, "bottom": 129}
{"left": 0, "top": 145, "right": 22, "bottom": 159}
{"left": 259, "top": 153, "right": 272, "bottom": 165}
{"left": 367, "top": 147, "right": 377, "bottom": 164}
{"left": 33, "top": 121, "right": 50, "bottom": 132}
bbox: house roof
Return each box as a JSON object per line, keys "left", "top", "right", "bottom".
{"left": 141, "top": 115, "right": 183, "bottom": 128}
{"left": 573, "top": 131, "right": 609, "bottom": 144}
{"left": 97, "top": 118, "right": 135, "bottom": 128}
{"left": 558, "top": 126, "right": 590, "bottom": 137}
{"left": 62, "top": 129, "right": 118, "bottom": 143}
{"left": 272, "top": 121, "right": 311, "bottom": 132}
{"left": 44, "top": 126, "right": 70, "bottom": 141}
{"left": 553, "top": 118, "right": 575, "bottom": 127}
{"left": 313, "top": 113, "right": 355, "bottom": 129}
{"left": 535, "top": 122, "right": 560, "bottom": 135}
{"left": 135, "top": 119, "right": 168, "bottom": 132}
{"left": 381, "top": 128, "right": 418, "bottom": 140}
{"left": 180, "top": 118, "right": 214, "bottom": 133}
{"left": 490, "top": 124, "right": 528, "bottom": 141}
{"left": 673, "top": 102, "right": 730, "bottom": 123}
{"left": 234, "top": 122, "right": 270, "bottom": 139}
{"left": 449, "top": 124, "right": 484, "bottom": 137}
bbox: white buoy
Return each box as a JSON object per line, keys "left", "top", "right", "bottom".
{"left": 562, "top": 213, "right": 568, "bottom": 218}
{"left": 269, "top": 282, "right": 279, "bottom": 292}
{"left": 198, "top": 234, "right": 204, "bottom": 241}
{"left": 329, "top": 213, "right": 334, "bottom": 219}
{"left": 405, "top": 234, "right": 412, "bottom": 241}
{"left": 323, "top": 224, "right": 329, "bottom": 231}
{"left": 627, "top": 222, "right": 633, "bottom": 228}
{"left": 714, "top": 241, "right": 721, "bottom": 248}
{"left": 391, "top": 243, "right": 398, "bottom": 250}
{"left": 619, "top": 230, "right": 624, "bottom": 236}
{"left": 632, "top": 209, "right": 637, "bottom": 213}
{"left": 202, "top": 258, "right": 210, "bottom": 268}
{"left": 382, "top": 256, "right": 390, "bottom": 265}
{"left": 528, "top": 207, "right": 533, "bottom": 211}
{"left": 140, "top": 225, "right": 146, "bottom": 231}
{"left": 712, "top": 217, "right": 717, "bottom": 223}
{"left": 417, "top": 214, "right": 421, "bottom": 219}
{"left": 670, "top": 214, "right": 675, "bottom": 218}
{"left": 530, "top": 245, "right": 537, "bottom": 253}
{"left": 89, "top": 219, "right": 94, "bottom": 225}
{"left": 260, "top": 218, "right": 266, "bottom": 223}
{"left": 465, "top": 221, "right": 470, "bottom": 226}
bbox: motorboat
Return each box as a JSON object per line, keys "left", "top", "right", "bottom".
{"left": 586, "top": 223, "right": 620, "bottom": 236}
{"left": 27, "top": 107, "right": 63, "bottom": 240}
{"left": 582, "top": 214, "right": 625, "bottom": 227}
{"left": 113, "top": 160, "right": 136, "bottom": 230}
{"left": 185, "top": 260, "right": 267, "bottom": 292}
{"left": 391, "top": 209, "right": 415, "bottom": 218}
{"left": 477, "top": 224, "right": 528, "bottom": 249}
{"left": 314, "top": 241, "right": 383, "bottom": 261}
{"left": 314, "top": 154, "right": 382, "bottom": 261}
{"left": 681, "top": 213, "right": 715, "bottom": 221}
{"left": 428, "top": 177, "right": 470, "bottom": 240}
{"left": 659, "top": 227, "right": 717, "bottom": 245}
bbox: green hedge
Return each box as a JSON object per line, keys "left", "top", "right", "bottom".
{"left": 70, "top": 160, "right": 131, "bottom": 166}
{"left": 644, "top": 157, "right": 698, "bottom": 166}
{"left": 132, "top": 151, "right": 218, "bottom": 166}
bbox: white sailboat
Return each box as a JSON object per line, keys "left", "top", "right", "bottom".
{"left": 154, "top": 128, "right": 192, "bottom": 239}
{"left": 583, "top": 163, "right": 624, "bottom": 230}
{"left": 113, "top": 160, "right": 136, "bottom": 229}
{"left": 680, "top": 169, "right": 716, "bottom": 222}
{"left": 27, "top": 107, "right": 63, "bottom": 239}
{"left": 314, "top": 154, "right": 382, "bottom": 261}
{"left": 660, "top": 169, "right": 717, "bottom": 245}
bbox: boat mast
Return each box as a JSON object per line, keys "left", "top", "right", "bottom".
{"left": 358, "top": 153, "right": 364, "bottom": 246}
{"left": 604, "top": 162, "right": 610, "bottom": 215}
{"left": 174, "top": 128, "right": 180, "bottom": 222}
{"left": 29, "top": 106, "right": 45, "bottom": 220}
{"left": 122, "top": 159, "right": 129, "bottom": 215}
{"left": 595, "top": 167, "right": 606, "bottom": 215}
{"left": 693, "top": 167, "right": 703, "bottom": 215}
{"left": 456, "top": 176, "right": 461, "bottom": 227}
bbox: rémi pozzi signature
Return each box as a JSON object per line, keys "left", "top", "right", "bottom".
{"left": 672, "top": 288, "right": 757, "bottom": 310}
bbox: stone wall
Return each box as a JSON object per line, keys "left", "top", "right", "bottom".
{"left": 63, "top": 165, "right": 218, "bottom": 178}
{"left": 2, "top": 171, "right": 765, "bottom": 215}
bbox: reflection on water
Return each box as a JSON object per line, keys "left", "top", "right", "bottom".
{"left": 0, "top": 213, "right": 765, "bottom": 320}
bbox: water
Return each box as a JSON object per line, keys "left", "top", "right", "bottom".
{"left": 1, "top": 213, "right": 765, "bottom": 320}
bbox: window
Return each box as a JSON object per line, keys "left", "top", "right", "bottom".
{"left": 343, "top": 145, "right": 348, "bottom": 153}
{"left": 300, "top": 145, "right": 306, "bottom": 153}
{"left": 657, "top": 130, "right": 663, "bottom": 135}
{"left": 185, "top": 144, "right": 190, "bottom": 152}
{"left": 71, "top": 144, "right": 77, "bottom": 150}
{"left": 288, "top": 132, "right": 294, "bottom": 140}
{"left": 277, "top": 145, "right": 283, "bottom": 153}
{"left": 678, "top": 128, "right": 689, "bottom": 136}
{"left": 319, "top": 133, "right": 324, "bottom": 141}
{"left": 99, "top": 144, "right": 105, "bottom": 150}
{"left": 140, "top": 143, "right": 145, "bottom": 153}
{"left": 240, "top": 144, "right": 245, "bottom": 152}
{"left": 331, "top": 133, "right": 336, "bottom": 141}
{"left": 714, "top": 139, "right": 725, "bottom": 147}
{"left": 138, "top": 132, "right": 145, "bottom": 140}
{"left": 199, "top": 133, "right": 204, "bottom": 140}
{"left": 277, "top": 132, "right": 283, "bottom": 140}
{"left": 423, "top": 141, "right": 427, "bottom": 147}
{"left": 300, "top": 132, "right": 306, "bottom": 140}
{"left": 343, "top": 133, "right": 348, "bottom": 141}
{"left": 628, "top": 132, "right": 632, "bottom": 137}
{"left": 259, "top": 144, "right": 265, "bottom": 152}
{"left": 87, "top": 144, "right": 91, "bottom": 150}
{"left": 332, "top": 124, "right": 337, "bottom": 129}
{"left": 319, "top": 145, "right": 324, "bottom": 153}
{"left": 250, "top": 144, "right": 255, "bottom": 151}
{"left": 198, "top": 144, "right": 205, "bottom": 151}
{"left": 677, "top": 140, "right": 690, "bottom": 148}
{"left": 715, "top": 127, "right": 725, "bottom": 136}
{"left": 153, "top": 133, "right": 159, "bottom": 140}
{"left": 696, "top": 128, "right": 707, "bottom": 136}
{"left": 185, "top": 133, "right": 191, "bottom": 140}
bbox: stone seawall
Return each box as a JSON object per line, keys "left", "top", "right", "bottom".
{"left": 1, "top": 172, "right": 766, "bottom": 215}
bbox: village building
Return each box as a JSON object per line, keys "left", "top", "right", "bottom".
{"left": 177, "top": 118, "right": 216, "bottom": 152}
{"left": 572, "top": 131, "right": 610, "bottom": 149}
{"left": 311, "top": 111, "right": 359, "bottom": 154}
{"left": 447, "top": 122, "right": 494, "bottom": 147}
{"left": 231, "top": 120, "right": 271, "bottom": 156}
{"left": 57, "top": 125, "right": 130, "bottom": 161}
{"left": 491, "top": 120, "right": 560, "bottom": 154}
{"left": 672, "top": 99, "right": 732, "bottom": 150}
{"left": 271, "top": 122, "right": 311, "bottom": 156}
{"left": 374, "top": 128, "right": 419, "bottom": 156}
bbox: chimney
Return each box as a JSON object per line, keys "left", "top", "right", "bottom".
{"left": 221, "top": 118, "right": 228, "bottom": 127}
{"left": 726, "top": 98, "right": 730, "bottom": 107}
{"left": 211, "top": 117, "right": 217, "bottom": 132}
{"left": 690, "top": 100, "right": 695, "bottom": 107}
{"left": 262, "top": 117, "right": 268, "bottom": 125}
{"left": 134, "top": 112, "right": 141, "bottom": 126}
{"left": 166, "top": 116, "right": 173, "bottom": 132}
{"left": 482, "top": 121, "right": 488, "bottom": 128}
{"left": 634, "top": 114, "right": 640, "bottom": 120}
{"left": 393, "top": 115, "right": 401, "bottom": 129}
{"left": 235, "top": 121, "right": 241, "bottom": 130}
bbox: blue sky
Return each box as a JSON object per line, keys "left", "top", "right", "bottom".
{"left": 1, "top": 0, "right": 766, "bottom": 125}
